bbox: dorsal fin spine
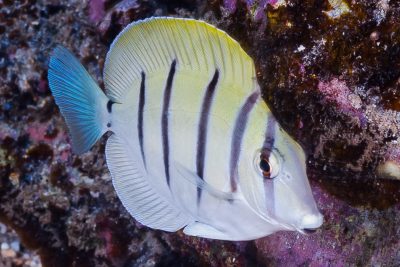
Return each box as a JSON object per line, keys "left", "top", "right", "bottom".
{"left": 171, "top": 19, "right": 190, "bottom": 69}
{"left": 152, "top": 22, "right": 170, "bottom": 67}
{"left": 160, "top": 20, "right": 177, "bottom": 62}
{"left": 183, "top": 20, "right": 200, "bottom": 69}
{"left": 141, "top": 22, "right": 158, "bottom": 67}
{"left": 216, "top": 29, "right": 225, "bottom": 73}
{"left": 194, "top": 22, "right": 207, "bottom": 68}
{"left": 205, "top": 24, "right": 217, "bottom": 68}
{"left": 132, "top": 29, "right": 154, "bottom": 73}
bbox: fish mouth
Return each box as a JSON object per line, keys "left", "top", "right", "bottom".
{"left": 302, "top": 228, "right": 318, "bottom": 234}
{"left": 254, "top": 208, "right": 323, "bottom": 233}
{"left": 257, "top": 211, "right": 322, "bottom": 234}
{"left": 296, "top": 213, "right": 324, "bottom": 234}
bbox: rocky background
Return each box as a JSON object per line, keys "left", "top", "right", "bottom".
{"left": 1, "top": 0, "right": 400, "bottom": 266}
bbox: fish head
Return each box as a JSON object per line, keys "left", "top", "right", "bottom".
{"left": 238, "top": 125, "right": 323, "bottom": 233}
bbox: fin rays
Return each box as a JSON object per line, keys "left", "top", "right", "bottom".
{"left": 48, "top": 46, "right": 109, "bottom": 154}
{"left": 106, "top": 134, "right": 191, "bottom": 231}
{"left": 103, "top": 17, "right": 256, "bottom": 103}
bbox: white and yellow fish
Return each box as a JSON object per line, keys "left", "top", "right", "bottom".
{"left": 48, "top": 17, "right": 323, "bottom": 241}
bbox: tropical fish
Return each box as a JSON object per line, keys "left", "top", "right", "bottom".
{"left": 48, "top": 17, "right": 323, "bottom": 241}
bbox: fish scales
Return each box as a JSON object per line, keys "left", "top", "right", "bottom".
{"left": 48, "top": 17, "right": 323, "bottom": 241}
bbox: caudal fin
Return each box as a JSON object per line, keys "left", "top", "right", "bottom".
{"left": 48, "top": 46, "right": 109, "bottom": 154}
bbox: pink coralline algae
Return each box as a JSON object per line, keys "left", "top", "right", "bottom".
{"left": 246, "top": 0, "right": 280, "bottom": 9}
{"left": 89, "top": 0, "right": 106, "bottom": 24}
{"left": 317, "top": 78, "right": 366, "bottom": 127}
{"left": 223, "top": 0, "right": 237, "bottom": 14}
{"left": 316, "top": 76, "right": 400, "bottom": 176}
{"left": 254, "top": 180, "right": 370, "bottom": 266}
{"left": 224, "top": 0, "right": 282, "bottom": 20}
{"left": 96, "top": 0, "right": 151, "bottom": 42}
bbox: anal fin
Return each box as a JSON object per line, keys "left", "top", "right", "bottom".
{"left": 106, "top": 134, "right": 191, "bottom": 231}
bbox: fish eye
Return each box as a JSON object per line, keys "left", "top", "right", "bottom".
{"left": 254, "top": 149, "right": 281, "bottom": 179}
{"left": 259, "top": 156, "right": 272, "bottom": 179}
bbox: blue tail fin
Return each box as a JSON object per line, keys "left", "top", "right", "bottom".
{"left": 48, "top": 46, "right": 109, "bottom": 154}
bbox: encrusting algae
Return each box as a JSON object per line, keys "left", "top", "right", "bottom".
{"left": 324, "top": 0, "right": 351, "bottom": 19}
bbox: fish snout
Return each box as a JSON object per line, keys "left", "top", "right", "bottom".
{"left": 298, "top": 212, "right": 323, "bottom": 232}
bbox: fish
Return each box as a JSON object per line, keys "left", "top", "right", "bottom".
{"left": 48, "top": 17, "right": 323, "bottom": 241}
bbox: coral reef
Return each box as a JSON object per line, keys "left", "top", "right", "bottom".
{"left": 1, "top": 0, "right": 400, "bottom": 266}
{"left": 0, "top": 222, "right": 41, "bottom": 267}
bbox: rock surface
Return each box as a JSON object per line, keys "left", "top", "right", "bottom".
{"left": 1, "top": 0, "right": 400, "bottom": 266}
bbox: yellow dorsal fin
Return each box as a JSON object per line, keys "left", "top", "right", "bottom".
{"left": 103, "top": 17, "right": 257, "bottom": 103}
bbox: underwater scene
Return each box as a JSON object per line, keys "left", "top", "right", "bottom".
{"left": 1, "top": 0, "right": 400, "bottom": 266}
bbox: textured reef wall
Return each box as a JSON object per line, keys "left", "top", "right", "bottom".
{"left": 1, "top": 0, "right": 400, "bottom": 266}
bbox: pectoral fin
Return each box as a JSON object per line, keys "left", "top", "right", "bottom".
{"left": 173, "top": 162, "right": 237, "bottom": 201}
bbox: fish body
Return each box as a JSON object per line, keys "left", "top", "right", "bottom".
{"left": 48, "top": 17, "right": 323, "bottom": 241}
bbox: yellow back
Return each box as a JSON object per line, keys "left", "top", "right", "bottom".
{"left": 103, "top": 17, "right": 257, "bottom": 103}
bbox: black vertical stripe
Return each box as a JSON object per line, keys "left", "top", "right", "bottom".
{"left": 262, "top": 116, "right": 276, "bottom": 216}
{"left": 138, "top": 71, "right": 146, "bottom": 168}
{"left": 229, "top": 91, "right": 260, "bottom": 192}
{"left": 162, "top": 60, "right": 177, "bottom": 186}
{"left": 107, "top": 100, "right": 114, "bottom": 113}
{"left": 261, "top": 115, "right": 276, "bottom": 158}
{"left": 196, "top": 69, "right": 220, "bottom": 204}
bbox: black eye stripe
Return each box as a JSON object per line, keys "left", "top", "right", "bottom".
{"left": 261, "top": 149, "right": 274, "bottom": 163}
{"left": 262, "top": 115, "right": 276, "bottom": 155}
